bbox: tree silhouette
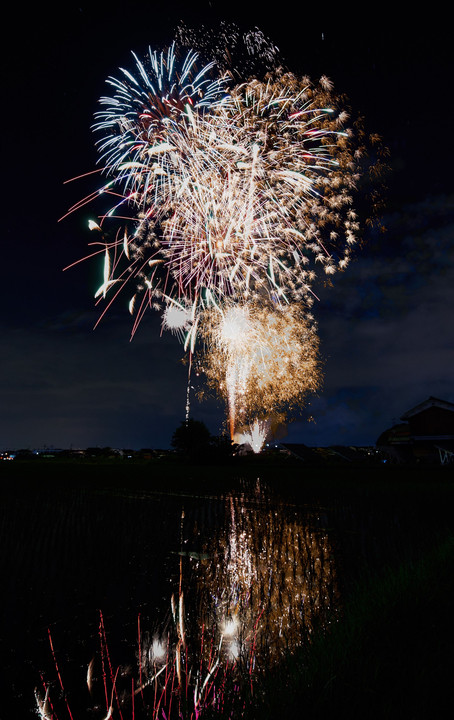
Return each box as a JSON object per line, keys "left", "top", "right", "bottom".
{"left": 171, "top": 419, "right": 212, "bottom": 459}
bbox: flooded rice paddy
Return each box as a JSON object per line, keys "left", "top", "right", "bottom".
{"left": 1, "top": 461, "right": 452, "bottom": 718}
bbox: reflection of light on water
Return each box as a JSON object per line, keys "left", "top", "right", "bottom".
{"left": 34, "top": 480, "right": 340, "bottom": 718}
{"left": 193, "top": 481, "right": 339, "bottom": 668}
{"left": 150, "top": 637, "right": 167, "bottom": 663}
{"left": 226, "top": 638, "right": 240, "bottom": 661}
{"left": 227, "top": 498, "right": 254, "bottom": 593}
{"left": 220, "top": 614, "right": 241, "bottom": 662}
{"left": 222, "top": 616, "right": 239, "bottom": 637}
{"left": 34, "top": 687, "right": 51, "bottom": 720}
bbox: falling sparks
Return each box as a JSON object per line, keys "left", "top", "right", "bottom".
{"left": 235, "top": 418, "right": 270, "bottom": 454}
{"left": 197, "top": 302, "right": 322, "bottom": 438}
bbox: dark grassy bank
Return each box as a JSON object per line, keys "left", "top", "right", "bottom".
{"left": 2, "top": 454, "right": 453, "bottom": 495}
{"left": 245, "top": 530, "right": 454, "bottom": 719}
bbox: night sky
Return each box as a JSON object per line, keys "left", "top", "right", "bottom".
{"left": 2, "top": 5, "right": 453, "bottom": 451}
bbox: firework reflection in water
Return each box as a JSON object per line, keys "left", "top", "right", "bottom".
{"left": 36, "top": 606, "right": 245, "bottom": 720}
{"left": 188, "top": 482, "right": 340, "bottom": 672}
{"left": 34, "top": 482, "right": 339, "bottom": 718}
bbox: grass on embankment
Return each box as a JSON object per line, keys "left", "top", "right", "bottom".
{"left": 252, "top": 530, "right": 454, "bottom": 719}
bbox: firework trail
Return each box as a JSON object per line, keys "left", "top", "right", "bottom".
{"left": 65, "top": 26, "right": 387, "bottom": 439}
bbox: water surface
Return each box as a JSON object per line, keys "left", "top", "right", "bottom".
{"left": 1, "top": 467, "right": 450, "bottom": 717}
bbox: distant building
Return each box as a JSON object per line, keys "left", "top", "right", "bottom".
{"left": 279, "top": 443, "right": 379, "bottom": 464}
{"left": 377, "top": 396, "right": 454, "bottom": 464}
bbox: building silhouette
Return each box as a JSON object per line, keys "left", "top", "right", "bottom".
{"left": 377, "top": 396, "right": 454, "bottom": 464}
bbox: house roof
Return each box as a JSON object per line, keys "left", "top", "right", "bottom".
{"left": 376, "top": 423, "right": 412, "bottom": 446}
{"left": 279, "top": 443, "right": 319, "bottom": 461}
{"left": 401, "top": 396, "right": 454, "bottom": 420}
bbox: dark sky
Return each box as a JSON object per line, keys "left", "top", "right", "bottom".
{"left": 2, "top": 5, "right": 453, "bottom": 450}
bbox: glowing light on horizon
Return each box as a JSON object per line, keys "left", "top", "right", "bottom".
{"left": 235, "top": 418, "right": 270, "bottom": 453}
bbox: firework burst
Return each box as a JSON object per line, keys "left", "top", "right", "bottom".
{"left": 64, "top": 28, "right": 387, "bottom": 440}
{"left": 196, "top": 301, "right": 322, "bottom": 438}
{"left": 90, "top": 67, "right": 367, "bottom": 315}
{"left": 93, "top": 41, "right": 228, "bottom": 212}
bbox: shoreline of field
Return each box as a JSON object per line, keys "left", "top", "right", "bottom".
{"left": 2, "top": 455, "right": 452, "bottom": 496}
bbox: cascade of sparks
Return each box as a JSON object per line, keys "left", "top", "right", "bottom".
{"left": 65, "top": 27, "right": 387, "bottom": 441}
{"left": 234, "top": 419, "right": 270, "bottom": 454}
{"left": 196, "top": 302, "right": 321, "bottom": 440}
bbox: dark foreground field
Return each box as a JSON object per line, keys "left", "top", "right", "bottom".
{"left": 251, "top": 528, "right": 454, "bottom": 719}
{"left": 2, "top": 452, "right": 453, "bottom": 493}
{"left": 2, "top": 457, "right": 453, "bottom": 719}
